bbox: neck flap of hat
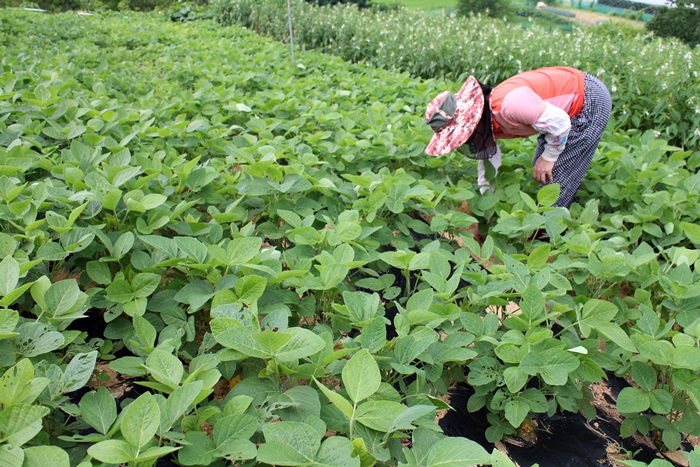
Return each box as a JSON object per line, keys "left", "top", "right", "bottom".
{"left": 427, "top": 93, "right": 457, "bottom": 132}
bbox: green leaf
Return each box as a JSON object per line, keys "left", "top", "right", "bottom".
{"left": 87, "top": 440, "right": 136, "bottom": 464}
{"left": 424, "top": 436, "right": 491, "bottom": 467}
{"left": 214, "top": 414, "right": 257, "bottom": 459}
{"left": 175, "top": 237, "right": 209, "bottom": 264}
{"left": 235, "top": 276, "right": 267, "bottom": 305}
{"left": 0, "top": 445, "right": 23, "bottom": 467}
{"left": 594, "top": 322, "right": 637, "bottom": 353}
{"left": 630, "top": 362, "right": 658, "bottom": 392}
{"left": 105, "top": 280, "right": 134, "bottom": 304}
{"left": 648, "top": 389, "right": 673, "bottom": 414}
{"left": 504, "top": 398, "right": 530, "bottom": 428}
{"left": 0, "top": 256, "right": 19, "bottom": 297}
{"left": 680, "top": 221, "right": 700, "bottom": 245}
{"left": 215, "top": 327, "right": 325, "bottom": 363}
{"left": 227, "top": 237, "right": 262, "bottom": 265}
{"left": 257, "top": 422, "right": 320, "bottom": 466}
{"left": 80, "top": 387, "right": 117, "bottom": 435}
{"left": 342, "top": 349, "right": 381, "bottom": 404}
{"left": 617, "top": 387, "right": 651, "bottom": 413}
{"left": 343, "top": 291, "right": 380, "bottom": 323}
{"left": 162, "top": 381, "right": 203, "bottom": 433}
{"left": 0, "top": 404, "right": 49, "bottom": 446}
{"left": 537, "top": 183, "right": 560, "bottom": 207}
{"left": 86, "top": 261, "right": 112, "bottom": 285}
{"left": 578, "top": 299, "right": 619, "bottom": 337}
{"left": 526, "top": 244, "right": 551, "bottom": 272}
{"left": 22, "top": 446, "right": 69, "bottom": 467}
{"left": 315, "top": 436, "right": 360, "bottom": 467}
{"left": 44, "top": 280, "right": 83, "bottom": 316}
{"left": 0, "top": 309, "right": 18, "bottom": 339}
{"left": 520, "top": 349, "right": 580, "bottom": 386}
{"left": 315, "top": 378, "right": 354, "bottom": 418}
{"left": 178, "top": 431, "right": 216, "bottom": 466}
{"left": 503, "top": 366, "right": 528, "bottom": 393}
{"left": 121, "top": 392, "right": 160, "bottom": 449}
{"left": 131, "top": 273, "right": 161, "bottom": 299}
{"left": 355, "top": 400, "right": 407, "bottom": 432}
{"left": 173, "top": 280, "right": 215, "bottom": 312}
{"left": 61, "top": 350, "right": 97, "bottom": 393}
{"left": 146, "top": 348, "right": 183, "bottom": 389}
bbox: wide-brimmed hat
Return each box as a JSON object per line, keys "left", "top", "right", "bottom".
{"left": 424, "top": 76, "right": 485, "bottom": 156}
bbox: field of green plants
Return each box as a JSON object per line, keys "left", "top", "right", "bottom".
{"left": 1, "top": 2, "right": 700, "bottom": 466}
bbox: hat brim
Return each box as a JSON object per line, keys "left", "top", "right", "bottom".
{"left": 425, "top": 76, "right": 485, "bottom": 156}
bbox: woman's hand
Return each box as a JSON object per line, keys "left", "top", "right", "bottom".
{"left": 533, "top": 157, "right": 555, "bottom": 184}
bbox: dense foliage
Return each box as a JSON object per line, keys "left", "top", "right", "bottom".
{"left": 647, "top": 5, "right": 700, "bottom": 47}
{"left": 456, "top": 0, "right": 511, "bottom": 18}
{"left": 211, "top": 0, "right": 700, "bottom": 150}
{"left": 2, "top": 6, "right": 700, "bottom": 467}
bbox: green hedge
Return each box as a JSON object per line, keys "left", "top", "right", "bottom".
{"left": 647, "top": 6, "right": 700, "bottom": 48}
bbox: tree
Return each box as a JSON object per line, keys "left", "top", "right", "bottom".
{"left": 457, "top": 0, "right": 511, "bottom": 18}
{"left": 646, "top": 4, "right": 700, "bottom": 47}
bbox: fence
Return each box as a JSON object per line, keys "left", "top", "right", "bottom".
{"left": 569, "top": 1, "right": 655, "bottom": 22}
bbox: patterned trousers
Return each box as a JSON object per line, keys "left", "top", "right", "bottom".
{"left": 533, "top": 73, "right": 612, "bottom": 207}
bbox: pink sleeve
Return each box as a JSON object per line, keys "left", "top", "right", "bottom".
{"left": 499, "top": 86, "right": 543, "bottom": 126}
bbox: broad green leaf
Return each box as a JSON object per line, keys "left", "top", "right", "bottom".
{"left": 22, "top": 446, "right": 70, "bottom": 467}
{"left": 0, "top": 445, "right": 23, "bottom": 467}
{"left": 173, "top": 280, "right": 215, "bottom": 312}
{"left": 0, "top": 404, "right": 49, "bottom": 446}
{"left": 86, "top": 261, "right": 112, "bottom": 285}
{"left": 16, "top": 323, "right": 64, "bottom": 358}
{"left": 44, "top": 280, "right": 83, "bottom": 316}
{"left": 527, "top": 244, "right": 551, "bottom": 272}
{"left": 503, "top": 366, "right": 528, "bottom": 393}
{"left": 594, "top": 322, "right": 637, "bottom": 353}
{"left": 146, "top": 348, "right": 183, "bottom": 389}
{"left": 537, "top": 183, "right": 560, "bottom": 207}
{"left": 175, "top": 237, "right": 209, "bottom": 264}
{"left": 315, "top": 378, "right": 354, "bottom": 418}
{"left": 315, "top": 436, "right": 360, "bottom": 467}
{"left": 227, "top": 237, "right": 262, "bottom": 265}
{"left": 648, "top": 389, "right": 673, "bottom": 414}
{"left": 61, "top": 351, "right": 97, "bottom": 393}
{"left": 617, "top": 387, "right": 650, "bottom": 413}
{"left": 630, "top": 362, "right": 658, "bottom": 392}
{"left": 387, "top": 404, "right": 435, "bottom": 432}
{"left": 105, "top": 280, "right": 134, "bottom": 304}
{"left": 578, "top": 299, "right": 619, "bottom": 337}
{"left": 235, "top": 276, "right": 267, "bottom": 305}
{"left": 121, "top": 393, "right": 160, "bottom": 449}
{"left": 639, "top": 340, "right": 674, "bottom": 366}
{"left": 178, "top": 431, "right": 216, "bottom": 466}
{"left": 355, "top": 400, "right": 407, "bottom": 432}
{"left": 0, "top": 256, "right": 19, "bottom": 297}
{"left": 504, "top": 398, "right": 530, "bottom": 428}
{"left": 342, "top": 349, "right": 380, "bottom": 404}
{"left": 162, "top": 381, "right": 203, "bottom": 433}
{"left": 87, "top": 440, "right": 136, "bottom": 464}
{"left": 520, "top": 349, "right": 580, "bottom": 386}
{"left": 0, "top": 309, "right": 18, "bottom": 339}
{"left": 680, "top": 221, "right": 700, "bottom": 245}
{"left": 131, "top": 273, "right": 161, "bottom": 299}
{"left": 0, "top": 359, "right": 47, "bottom": 406}
{"left": 214, "top": 414, "right": 258, "bottom": 458}
{"left": 113, "top": 232, "right": 134, "bottom": 258}
{"left": 215, "top": 327, "right": 324, "bottom": 363}
{"left": 257, "top": 421, "right": 320, "bottom": 466}
{"left": 80, "top": 387, "right": 117, "bottom": 435}
{"left": 424, "top": 436, "right": 491, "bottom": 467}
{"left": 343, "top": 291, "right": 380, "bottom": 323}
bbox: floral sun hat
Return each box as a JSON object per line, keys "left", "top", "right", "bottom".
{"left": 424, "top": 76, "right": 485, "bottom": 156}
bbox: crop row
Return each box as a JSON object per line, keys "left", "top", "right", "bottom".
{"left": 0, "top": 8, "right": 699, "bottom": 466}
{"left": 210, "top": 0, "right": 700, "bottom": 151}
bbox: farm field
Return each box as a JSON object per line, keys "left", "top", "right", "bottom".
{"left": 1, "top": 3, "right": 700, "bottom": 467}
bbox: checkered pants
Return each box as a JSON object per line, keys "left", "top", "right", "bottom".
{"left": 533, "top": 73, "right": 612, "bottom": 207}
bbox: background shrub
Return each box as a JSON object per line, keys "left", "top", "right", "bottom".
{"left": 647, "top": 5, "right": 700, "bottom": 47}
{"left": 457, "top": 0, "right": 511, "bottom": 18}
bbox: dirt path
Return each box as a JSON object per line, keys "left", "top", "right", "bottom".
{"left": 558, "top": 6, "right": 647, "bottom": 28}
